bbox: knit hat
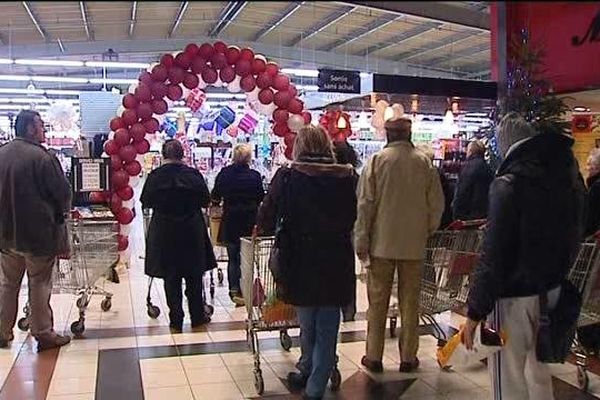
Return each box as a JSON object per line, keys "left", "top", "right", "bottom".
{"left": 497, "top": 112, "right": 537, "bottom": 157}
{"left": 384, "top": 117, "right": 412, "bottom": 141}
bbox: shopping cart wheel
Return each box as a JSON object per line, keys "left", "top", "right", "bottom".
{"left": 330, "top": 367, "right": 342, "bottom": 391}
{"left": 70, "top": 320, "right": 85, "bottom": 336}
{"left": 17, "top": 317, "right": 30, "bottom": 332}
{"left": 280, "top": 331, "right": 292, "bottom": 351}
{"left": 390, "top": 317, "right": 397, "bottom": 338}
{"left": 147, "top": 305, "right": 161, "bottom": 319}
{"left": 578, "top": 366, "right": 589, "bottom": 391}
{"left": 217, "top": 268, "right": 224, "bottom": 285}
{"left": 101, "top": 298, "right": 112, "bottom": 312}
{"left": 76, "top": 297, "right": 89, "bottom": 309}
{"left": 204, "top": 304, "right": 215, "bottom": 317}
{"left": 254, "top": 370, "right": 264, "bottom": 395}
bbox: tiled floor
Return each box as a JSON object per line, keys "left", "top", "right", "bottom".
{"left": 0, "top": 210, "right": 600, "bottom": 399}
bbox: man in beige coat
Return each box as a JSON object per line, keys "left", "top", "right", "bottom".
{"left": 355, "top": 117, "right": 444, "bottom": 373}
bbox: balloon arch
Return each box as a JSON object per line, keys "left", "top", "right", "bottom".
{"left": 102, "top": 41, "right": 311, "bottom": 255}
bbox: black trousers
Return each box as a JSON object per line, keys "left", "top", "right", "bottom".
{"left": 163, "top": 275, "right": 206, "bottom": 328}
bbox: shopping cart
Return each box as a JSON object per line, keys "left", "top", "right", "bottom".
{"left": 567, "top": 238, "right": 600, "bottom": 391}
{"left": 241, "top": 237, "right": 341, "bottom": 395}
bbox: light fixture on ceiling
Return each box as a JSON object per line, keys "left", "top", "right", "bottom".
{"left": 32, "top": 76, "right": 88, "bottom": 83}
{"left": 88, "top": 78, "right": 138, "bottom": 85}
{"left": 281, "top": 69, "right": 319, "bottom": 78}
{"left": 0, "top": 59, "right": 14, "bottom": 65}
{"left": 573, "top": 106, "right": 589, "bottom": 112}
{"left": 85, "top": 61, "right": 150, "bottom": 69}
{"left": 15, "top": 59, "right": 84, "bottom": 67}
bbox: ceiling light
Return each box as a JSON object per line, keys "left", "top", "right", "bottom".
{"left": 44, "top": 89, "right": 80, "bottom": 96}
{"left": 0, "top": 98, "right": 80, "bottom": 104}
{"left": 85, "top": 61, "right": 150, "bottom": 69}
{"left": 0, "top": 75, "right": 32, "bottom": 81}
{"left": 0, "top": 59, "right": 13, "bottom": 65}
{"left": 205, "top": 93, "right": 246, "bottom": 99}
{"left": 15, "top": 59, "right": 84, "bottom": 67}
{"left": 281, "top": 69, "right": 319, "bottom": 78}
{"left": 0, "top": 88, "right": 44, "bottom": 95}
{"left": 32, "top": 76, "right": 88, "bottom": 83}
{"left": 296, "top": 84, "right": 319, "bottom": 91}
{"left": 573, "top": 106, "right": 587, "bottom": 112}
{"left": 88, "top": 78, "right": 138, "bottom": 85}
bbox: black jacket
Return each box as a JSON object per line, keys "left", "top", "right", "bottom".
{"left": 452, "top": 154, "right": 493, "bottom": 220}
{"left": 257, "top": 156, "right": 357, "bottom": 307}
{"left": 141, "top": 163, "right": 217, "bottom": 279}
{"left": 211, "top": 164, "right": 265, "bottom": 244}
{"left": 585, "top": 174, "right": 600, "bottom": 236}
{"left": 438, "top": 169, "right": 454, "bottom": 229}
{"left": 467, "top": 133, "right": 585, "bottom": 322}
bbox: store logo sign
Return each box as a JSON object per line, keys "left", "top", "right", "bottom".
{"left": 318, "top": 69, "right": 361, "bottom": 94}
{"left": 572, "top": 9, "right": 600, "bottom": 46}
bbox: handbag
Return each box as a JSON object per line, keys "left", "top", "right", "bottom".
{"left": 536, "top": 280, "right": 582, "bottom": 363}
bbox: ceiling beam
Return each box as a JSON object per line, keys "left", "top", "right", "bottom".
{"left": 397, "top": 30, "right": 481, "bottom": 62}
{"left": 321, "top": 13, "right": 399, "bottom": 52}
{"left": 209, "top": 1, "right": 247, "bottom": 38}
{"left": 79, "top": 2, "right": 94, "bottom": 41}
{"left": 129, "top": 1, "right": 138, "bottom": 37}
{"left": 168, "top": 1, "right": 189, "bottom": 38}
{"left": 357, "top": 21, "right": 441, "bottom": 55}
{"left": 253, "top": 2, "right": 303, "bottom": 42}
{"left": 427, "top": 42, "right": 489, "bottom": 66}
{"left": 22, "top": 2, "right": 49, "bottom": 42}
{"left": 340, "top": 1, "right": 489, "bottom": 31}
{"left": 289, "top": 5, "right": 355, "bottom": 47}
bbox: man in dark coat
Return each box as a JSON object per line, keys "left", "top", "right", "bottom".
{"left": 211, "top": 143, "right": 264, "bottom": 306}
{"left": 141, "top": 140, "right": 216, "bottom": 332}
{"left": 452, "top": 140, "right": 493, "bottom": 221}
{"left": 462, "top": 113, "right": 585, "bottom": 399}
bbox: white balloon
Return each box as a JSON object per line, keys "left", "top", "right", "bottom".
{"left": 255, "top": 54, "right": 267, "bottom": 63}
{"left": 227, "top": 76, "right": 241, "bottom": 93}
{"left": 108, "top": 131, "right": 115, "bottom": 140}
{"left": 287, "top": 114, "right": 305, "bottom": 133}
{"left": 120, "top": 224, "right": 131, "bottom": 236}
{"left": 128, "top": 82, "right": 138, "bottom": 94}
{"left": 119, "top": 249, "right": 131, "bottom": 263}
{"left": 117, "top": 105, "right": 126, "bottom": 117}
{"left": 123, "top": 199, "right": 134, "bottom": 209}
{"left": 130, "top": 175, "right": 141, "bottom": 187}
{"left": 391, "top": 103, "right": 405, "bottom": 119}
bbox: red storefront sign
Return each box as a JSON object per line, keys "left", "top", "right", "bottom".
{"left": 491, "top": 2, "right": 600, "bottom": 94}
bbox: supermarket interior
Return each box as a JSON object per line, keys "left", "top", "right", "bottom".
{"left": 0, "top": 1, "right": 600, "bottom": 400}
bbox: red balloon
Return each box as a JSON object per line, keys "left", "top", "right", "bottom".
{"left": 134, "top": 83, "right": 152, "bottom": 103}
{"left": 240, "top": 75, "right": 256, "bottom": 92}
{"left": 110, "top": 154, "right": 123, "bottom": 171}
{"left": 175, "top": 52, "right": 192, "bottom": 69}
{"left": 151, "top": 64, "right": 168, "bottom": 82}
{"left": 152, "top": 82, "right": 168, "bottom": 99}
{"left": 211, "top": 53, "right": 228, "bottom": 70}
{"left": 117, "top": 235, "right": 129, "bottom": 251}
{"left": 273, "top": 109, "right": 289, "bottom": 123}
{"left": 214, "top": 41, "right": 228, "bottom": 54}
{"left": 137, "top": 102, "right": 153, "bottom": 120}
{"left": 201, "top": 68, "right": 218, "bottom": 84}
{"left": 122, "top": 93, "right": 138, "bottom": 109}
{"left": 288, "top": 85, "right": 298, "bottom": 98}
{"left": 152, "top": 99, "right": 168, "bottom": 115}
{"left": 122, "top": 109, "right": 138, "bottom": 126}
{"left": 135, "top": 139, "right": 150, "bottom": 154}
{"left": 109, "top": 117, "right": 124, "bottom": 132}
{"left": 274, "top": 91, "right": 291, "bottom": 109}
{"left": 185, "top": 43, "right": 199, "bottom": 57}
{"left": 89, "top": 191, "right": 105, "bottom": 204}
{"left": 114, "top": 128, "right": 131, "bottom": 147}
{"left": 143, "top": 118, "right": 159, "bottom": 133}
{"left": 219, "top": 66, "right": 235, "bottom": 83}
{"left": 235, "top": 60, "right": 252, "bottom": 77}
{"left": 273, "top": 74, "right": 290, "bottom": 91}
{"left": 273, "top": 122, "right": 290, "bottom": 137}
{"left": 284, "top": 145, "right": 293, "bottom": 160}
{"left": 110, "top": 193, "right": 123, "bottom": 211}
{"left": 117, "top": 185, "right": 134, "bottom": 201}
{"left": 258, "top": 88, "right": 274, "bottom": 105}
{"left": 198, "top": 43, "right": 214, "bottom": 59}
{"left": 256, "top": 73, "right": 273, "bottom": 89}
{"left": 226, "top": 47, "right": 240, "bottom": 65}
{"left": 302, "top": 111, "right": 312, "bottom": 125}
{"left": 167, "top": 84, "right": 183, "bottom": 101}
{"left": 116, "top": 208, "right": 134, "bottom": 225}
{"left": 139, "top": 71, "right": 153, "bottom": 85}
{"left": 288, "top": 98, "right": 304, "bottom": 114}
{"left": 284, "top": 133, "right": 296, "bottom": 147}
{"left": 119, "top": 145, "right": 137, "bottom": 163}
{"left": 104, "top": 140, "right": 119, "bottom": 156}
{"left": 168, "top": 66, "right": 185, "bottom": 85}
{"left": 252, "top": 58, "right": 266, "bottom": 75}
{"left": 265, "top": 62, "right": 279, "bottom": 76}
{"left": 124, "top": 160, "right": 142, "bottom": 176}
{"left": 190, "top": 56, "right": 207, "bottom": 74}
{"left": 112, "top": 170, "right": 130, "bottom": 189}
{"left": 130, "top": 123, "right": 146, "bottom": 142}
{"left": 183, "top": 73, "right": 200, "bottom": 89}
{"left": 240, "top": 48, "right": 255, "bottom": 62}
{"left": 160, "top": 54, "right": 175, "bottom": 68}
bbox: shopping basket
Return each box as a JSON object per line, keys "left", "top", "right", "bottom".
{"left": 240, "top": 237, "right": 341, "bottom": 395}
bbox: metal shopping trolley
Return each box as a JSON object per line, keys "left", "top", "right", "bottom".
{"left": 241, "top": 237, "right": 341, "bottom": 395}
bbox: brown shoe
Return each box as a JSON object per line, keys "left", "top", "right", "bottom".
{"left": 399, "top": 358, "right": 420, "bottom": 373}
{"left": 361, "top": 356, "right": 383, "bottom": 373}
{"left": 37, "top": 334, "right": 71, "bottom": 352}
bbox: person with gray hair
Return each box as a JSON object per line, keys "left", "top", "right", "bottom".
{"left": 462, "top": 112, "right": 585, "bottom": 400}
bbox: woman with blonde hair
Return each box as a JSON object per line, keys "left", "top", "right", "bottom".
{"left": 258, "top": 126, "right": 356, "bottom": 399}
{"left": 211, "top": 143, "right": 264, "bottom": 306}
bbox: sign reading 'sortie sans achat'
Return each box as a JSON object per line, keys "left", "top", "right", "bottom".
{"left": 318, "top": 69, "right": 361, "bottom": 94}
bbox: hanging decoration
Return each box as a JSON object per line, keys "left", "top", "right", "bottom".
{"left": 46, "top": 100, "right": 78, "bottom": 132}
{"left": 215, "top": 106, "right": 236, "bottom": 135}
{"left": 238, "top": 109, "right": 259, "bottom": 134}
{"left": 186, "top": 88, "right": 207, "bottom": 112}
{"left": 319, "top": 109, "right": 352, "bottom": 142}
{"left": 371, "top": 100, "right": 405, "bottom": 138}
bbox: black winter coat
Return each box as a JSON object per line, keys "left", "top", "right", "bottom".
{"left": 141, "top": 163, "right": 217, "bottom": 279}
{"left": 585, "top": 174, "right": 600, "bottom": 236}
{"left": 467, "top": 133, "right": 585, "bottom": 322}
{"left": 452, "top": 154, "right": 493, "bottom": 220}
{"left": 211, "top": 164, "right": 265, "bottom": 244}
{"left": 438, "top": 169, "right": 454, "bottom": 229}
{"left": 257, "top": 157, "right": 357, "bottom": 307}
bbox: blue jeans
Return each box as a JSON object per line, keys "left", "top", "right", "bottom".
{"left": 296, "top": 307, "right": 341, "bottom": 398}
{"left": 226, "top": 241, "right": 241, "bottom": 295}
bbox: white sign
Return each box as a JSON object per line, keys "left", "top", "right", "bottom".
{"left": 81, "top": 161, "right": 101, "bottom": 191}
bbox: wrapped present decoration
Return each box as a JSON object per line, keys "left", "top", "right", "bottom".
{"left": 238, "top": 110, "right": 259, "bottom": 133}
{"left": 215, "top": 106, "right": 236, "bottom": 135}
{"left": 186, "top": 88, "right": 207, "bottom": 112}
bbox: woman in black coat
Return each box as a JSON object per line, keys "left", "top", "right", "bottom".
{"left": 211, "top": 143, "right": 265, "bottom": 305}
{"left": 141, "top": 140, "right": 216, "bottom": 332}
{"left": 258, "top": 126, "right": 356, "bottom": 400}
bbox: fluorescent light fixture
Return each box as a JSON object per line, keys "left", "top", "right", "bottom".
{"left": 0, "top": 59, "right": 13, "bottom": 65}
{"left": 296, "top": 84, "right": 319, "bottom": 91}
{"left": 32, "top": 76, "right": 88, "bottom": 83}
{"left": 205, "top": 93, "right": 246, "bottom": 99}
{"left": 0, "top": 75, "right": 32, "bottom": 81}
{"left": 15, "top": 59, "right": 84, "bottom": 67}
{"left": 88, "top": 78, "right": 138, "bottom": 85}
{"left": 0, "top": 98, "right": 80, "bottom": 104}
{"left": 281, "top": 68, "right": 319, "bottom": 78}
{"left": 44, "top": 89, "right": 80, "bottom": 96}
{"left": 0, "top": 88, "right": 45, "bottom": 94}
{"left": 85, "top": 61, "right": 150, "bottom": 69}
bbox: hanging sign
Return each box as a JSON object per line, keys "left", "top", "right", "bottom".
{"left": 318, "top": 69, "right": 361, "bottom": 94}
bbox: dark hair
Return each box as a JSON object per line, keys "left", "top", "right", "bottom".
{"left": 15, "top": 110, "right": 40, "bottom": 138}
{"left": 162, "top": 139, "right": 184, "bottom": 161}
{"left": 333, "top": 141, "right": 360, "bottom": 168}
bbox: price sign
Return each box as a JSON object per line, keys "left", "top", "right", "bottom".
{"left": 71, "top": 157, "right": 111, "bottom": 193}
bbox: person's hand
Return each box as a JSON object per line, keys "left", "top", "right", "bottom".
{"left": 460, "top": 318, "right": 479, "bottom": 350}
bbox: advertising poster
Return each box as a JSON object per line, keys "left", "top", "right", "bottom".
{"left": 572, "top": 113, "right": 600, "bottom": 178}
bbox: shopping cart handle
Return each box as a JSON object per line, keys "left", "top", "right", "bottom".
{"left": 447, "top": 219, "right": 487, "bottom": 230}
